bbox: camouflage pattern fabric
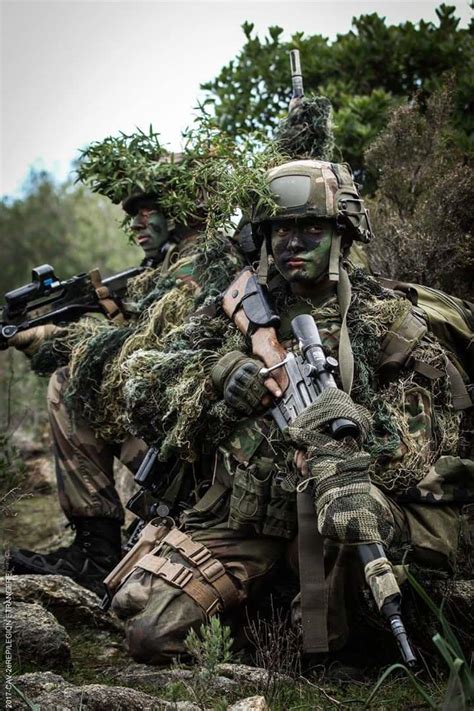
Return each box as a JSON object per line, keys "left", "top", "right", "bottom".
{"left": 111, "top": 525, "right": 288, "bottom": 663}
{"left": 111, "top": 482, "right": 470, "bottom": 662}
{"left": 48, "top": 367, "right": 147, "bottom": 523}
{"left": 109, "top": 274, "right": 472, "bottom": 661}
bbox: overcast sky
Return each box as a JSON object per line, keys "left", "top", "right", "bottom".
{"left": 1, "top": 0, "right": 472, "bottom": 198}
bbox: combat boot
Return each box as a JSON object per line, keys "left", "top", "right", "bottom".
{"left": 8, "top": 517, "right": 122, "bottom": 597}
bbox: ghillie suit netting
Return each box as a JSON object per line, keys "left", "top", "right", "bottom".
{"left": 29, "top": 99, "right": 336, "bottom": 444}
{"left": 66, "top": 232, "right": 245, "bottom": 443}
{"left": 82, "top": 266, "right": 461, "bottom": 492}
{"left": 121, "top": 308, "right": 248, "bottom": 462}
{"left": 306, "top": 266, "right": 462, "bottom": 496}
{"left": 274, "top": 96, "right": 335, "bottom": 161}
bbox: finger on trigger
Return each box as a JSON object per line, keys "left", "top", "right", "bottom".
{"left": 264, "top": 377, "right": 282, "bottom": 398}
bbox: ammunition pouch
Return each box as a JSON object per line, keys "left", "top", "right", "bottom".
{"left": 228, "top": 457, "right": 297, "bottom": 539}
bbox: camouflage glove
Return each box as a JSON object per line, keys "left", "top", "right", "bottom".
{"left": 8, "top": 325, "right": 66, "bottom": 357}
{"left": 288, "top": 388, "right": 395, "bottom": 547}
{"left": 211, "top": 351, "right": 269, "bottom": 415}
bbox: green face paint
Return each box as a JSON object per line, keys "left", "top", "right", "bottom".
{"left": 130, "top": 205, "right": 169, "bottom": 259}
{"left": 271, "top": 218, "right": 334, "bottom": 286}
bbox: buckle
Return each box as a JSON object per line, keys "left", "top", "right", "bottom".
{"left": 159, "top": 560, "right": 193, "bottom": 588}
{"left": 200, "top": 558, "right": 225, "bottom": 583}
{"left": 188, "top": 546, "right": 211, "bottom": 567}
{"left": 205, "top": 597, "right": 221, "bottom": 617}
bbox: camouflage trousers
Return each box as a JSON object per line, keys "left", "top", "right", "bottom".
{"left": 111, "top": 484, "right": 470, "bottom": 664}
{"left": 48, "top": 367, "right": 147, "bottom": 523}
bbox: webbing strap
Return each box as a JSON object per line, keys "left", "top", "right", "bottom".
{"left": 136, "top": 554, "right": 220, "bottom": 615}
{"left": 297, "top": 489, "right": 329, "bottom": 653}
{"left": 445, "top": 357, "right": 472, "bottom": 410}
{"left": 89, "top": 268, "right": 127, "bottom": 325}
{"left": 161, "top": 528, "right": 241, "bottom": 608}
{"left": 137, "top": 554, "right": 193, "bottom": 586}
{"left": 328, "top": 234, "right": 341, "bottom": 283}
{"left": 163, "top": 528, "right": 212, "bottom": 566}
{"left": 192, "top": 482, "right": 228, "bottom": 513}
{"left": 257, "top": 240, "right": 269, "bottom": 285}
{"left": 337, "top": 265, "right": 354, "bottom": 394}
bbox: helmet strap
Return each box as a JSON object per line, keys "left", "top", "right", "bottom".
{"left": 257, "top": 239, "right": 270, "bottom": 285}
{"left": 337, "top": 262, "right": 354, "bottom": 394}
{"left": 328, "top": 233, "right": 342, "bottom": 282}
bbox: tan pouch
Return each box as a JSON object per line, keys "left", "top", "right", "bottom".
{"left": 104, "top": 518, "right": 170, "bottom": 598}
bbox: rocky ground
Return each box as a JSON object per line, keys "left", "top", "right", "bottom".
{"left": 1, "top": 435, "right": 469, "bottom": 709}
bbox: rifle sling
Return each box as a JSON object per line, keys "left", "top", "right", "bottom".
{"left": 337, "top": 265, "right": 354, "bottom": 394}
{"left": 89, "top": 269, "right": 127, "bottom": 325}
{"left": 297, "top": 489, "right": 329, "bottom": 653}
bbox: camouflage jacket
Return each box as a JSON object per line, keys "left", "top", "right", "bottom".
{"left": 185, "top": 272, "right": 473, "bottom": 539}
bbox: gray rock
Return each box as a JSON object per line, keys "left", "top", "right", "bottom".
{"left": 228, "top": 697, "right": 269, "bottom": 711}
{"left": 18, "top": 683, "right": 164, "bottom": 710}
{"left": 1, "top": 601, "right": 71, "bottom": 671}
{"left": 217, "top": 662, "right": 290, "bottom": 686}
{"left": 0, "top": 574, "right": 122, "bottom": 631}
{"left": 104, "top": 662, "right": 238, "bottom": 693}
{"left": 9, "top": 671, "right": 70, "bottom": 702}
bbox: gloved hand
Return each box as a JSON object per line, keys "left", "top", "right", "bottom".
{"left": 289, "top": 388, "right": 395, "bottom": 547}
{"left": 211, "top": 350, "right": 281, "bottom": 416}
{"left": 8, "top": 324, "right": 65, "bottom": 357}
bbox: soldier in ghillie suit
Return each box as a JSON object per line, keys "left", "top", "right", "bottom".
{"left": 105, "top": 158, "right": 473, "bottom": 664}
{"left": 8, "top": 130, "right": 247, "bottom": 594}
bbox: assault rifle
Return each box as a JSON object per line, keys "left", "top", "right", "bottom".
{"left": 269, "top": 314, "right": 416, "bottom": 667}
{"left": 0, "top": 262, "right": 146, "bottom": 347}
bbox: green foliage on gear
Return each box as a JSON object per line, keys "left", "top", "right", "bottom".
{"left": 274, "top": 96, "right": 335, "bottom": 160}
{"left": 202, "top": 6, "right": 473, "bottom": 182}
{"left": 36, "top": 232, "right": 245, "bottom": 446}
{"left": 76, "top": 113, "right": 286, "bottom": 235}
{"left": 366, "top": 80, "right": 474, "bottom": 301}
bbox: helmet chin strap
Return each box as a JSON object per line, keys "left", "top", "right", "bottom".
{"left": 257, "top": 239, "right": 270, "bottom": 285}
{"left": 329, "top": 233, "right": 354, "bottom": 394}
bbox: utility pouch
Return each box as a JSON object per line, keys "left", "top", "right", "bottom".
{"left": 103, "top": 518, "right": 170, "bottom": 599}
{"left": 262, "top": 477, "right": 297, "bottom": 539}
{"left": 228, "top": 460, "right": 273, "bottom": 532}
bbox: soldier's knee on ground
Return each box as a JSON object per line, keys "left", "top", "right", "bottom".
{"left": 113, "top": 570, "right": 208, "bottom": 664}
{"left": 111, "top": 530, "right": 245, "bottom": 663}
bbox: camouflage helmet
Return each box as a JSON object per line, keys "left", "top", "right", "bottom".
{"left": 253, "top": 159, "right": 373, "bottom": 243}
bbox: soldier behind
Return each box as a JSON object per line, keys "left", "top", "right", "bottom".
{"left": 106, "top": 159, "right": 472, "bottom": 664}
{"left": 7, "top": 139, "right": 245, "bottom": 595}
